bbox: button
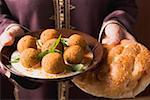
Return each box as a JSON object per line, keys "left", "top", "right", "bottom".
{"left": 70, "top": 4, "right": 76, "bottom": 10}
{"left": 70, "top": 25, "right": 76, "bottom": 29}
{"left": 59, "top": 0, "right": 64, "bottom": 6}
{"left": 49, "top": 15, "right": 55, "bottom": 20}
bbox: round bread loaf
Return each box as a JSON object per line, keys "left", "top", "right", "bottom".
{"left": 20, "top": 48, "right": 40, "bottom": 68}
{"left": 41, "top": 38, "right": 63, "bottom": 52}
{"left": 72, "top": 39, "right": 150, "bottom": 98}
{"left": 42, "top": 53, "right": 66, "bottom": 74}
{"left": 68, "top": 34, "right": 87, "bottom": 49}
{"left": 40, "top": 29, "right": 58, "bottom": 44}
{"left": 17, "top": 35, "right": 37, "bottom": 53}
{"left": 63, "top": 45, "right": 84, "bottom": 64}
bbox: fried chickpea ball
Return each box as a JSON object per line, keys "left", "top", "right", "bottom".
{"left": 63, "top": 45, "right": 84, "bottom": 64}
{"left": 41, "top": 38, "right": 63, "bottom": 52}
{"left": 68, "top": 34, "right": 87, "bottom": 49}
{"left": 40, "top": 29, "right": 58, "bottom": 43}
{"left": 42, "top": 53, "right": 66, "bottom": 74}
{"left": 17, "top": 35, "right": 37, "bottom": 53}
{"left": 20, "top": 48, "right": 40, "bottom": 68}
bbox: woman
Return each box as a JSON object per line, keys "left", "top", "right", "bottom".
{"left": 0, "top": 0, "right": 137, "bottom": 99}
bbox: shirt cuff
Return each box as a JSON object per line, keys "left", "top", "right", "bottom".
{"left": 4, "top": 23, "right": 30, "bottom": 33}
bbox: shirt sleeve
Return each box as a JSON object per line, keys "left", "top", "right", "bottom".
{"left": 0, "top": 0, "right": 17, "bottom": 34}
{"left": 103, "top": 0, "right": 138, "bottom": 33}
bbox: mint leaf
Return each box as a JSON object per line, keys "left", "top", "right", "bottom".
{"left": 70, "top": 64, "right": 86, "bottom": 72}
{"left": 50, "top": 34, "right": 62, "bottom": 52}
{"left": 54, "top": 49, "right": 62, "bottom": 54}
{"left": 61, "top": 38, "right": 68, "bottom": 47}
{"left": 10, "top": 57, "right": 20, "bottom": 63}
{"left": 37, "top": 50, "right": 50, "bottom": 61}
{"left": 37, "top": 34, "right": 62, "bottom": 60}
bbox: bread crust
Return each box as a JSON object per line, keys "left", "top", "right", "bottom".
{"left": 72, "top": 39, "right": 150, "bottom": 98}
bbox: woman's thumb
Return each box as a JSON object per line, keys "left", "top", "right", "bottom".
{"left": 0, "top": 31, "right": 15, "bottom": 46}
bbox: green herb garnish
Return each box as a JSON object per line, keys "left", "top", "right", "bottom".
{"left": 10, "top": 57, "right": 20, "bottom": 63}
{"left": 37, "top": 34, "right": 62, "bottom": 60}
{"left": 54, "top": 49, "right": 62, "bottom": 54}
{"left": 61, "top": 38, "right": 68, "bottom": 47}
{"left": 37, "top": 50, "right": 50, "bottom": 60}
{"left": 68, "top": 64, "right": 86, "bottom": 72}
{"left": 50, "top": 34, "right": 62, "bottom": 52}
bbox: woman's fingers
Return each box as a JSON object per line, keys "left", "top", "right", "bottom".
{"left": 0, "top": 31, "right": 15, "bottom": 46}
{"left": 102, "top": 23, "right": 136, "bottom": 45}
{"left": 6, "top": 25, "right": 24, "bottom": 37}
{"left": 0, "top": 25, "right": 24, "bottom": 47}
{"left": 102, "top": 36, "right": 120, "bottom": 45}
{"left": 102, "top": 23, "right": 124, "bottom": 45}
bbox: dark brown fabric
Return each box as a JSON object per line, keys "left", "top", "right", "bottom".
{"left": 0, "top": 0, "right": 137, "bottom": 37}
{"left": 0, "top": 74, "right": 15, "bottom": 100}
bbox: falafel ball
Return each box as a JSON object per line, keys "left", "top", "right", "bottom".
{"left": 17, "top": 35, "right": 37, "bottom": 52}
{"left": 42, "top": 53, "right": 66, "bottom": 74}
{"left": 41, "top": 38, "right": 63, "bottom": 52}
{"left": 20, "top": 48, "right": 40, "bottom": 68}
{"left": 68, "top": 34, "right": 87, "bottom": 49}
{"left": 63, "top": 45, "right": 84, "bottom": 64}
{"left": 40, "top": 29, "right": 58, "bottom": 43}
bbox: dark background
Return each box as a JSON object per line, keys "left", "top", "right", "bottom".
{"left": 134, "top": 0, "right": 150, "bottom": 49}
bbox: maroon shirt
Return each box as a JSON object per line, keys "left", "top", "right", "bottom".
{"left": 0, "top": 0, "right": 137, "bottom": 38}
{"left": 0, "top": 0, "right": 137, "bottom": 99}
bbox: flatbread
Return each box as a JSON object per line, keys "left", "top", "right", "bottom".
{"left": 72, "top": 39, "right": 150, "bottom": 98}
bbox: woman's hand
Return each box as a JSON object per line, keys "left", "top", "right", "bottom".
{"left": 0, "top": 25, "right": 24, "bottom": 75}
{"left": 0, "top": 25, "right": 24, "bottom": 47}
{"left": 102, "top": 23, "right": 135, "bottom": 45}
{"left": 0, "top": 31, "right": 15, "bottom": 46}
